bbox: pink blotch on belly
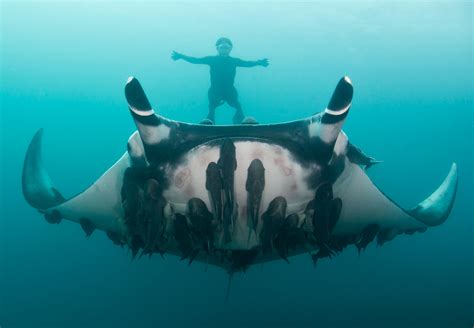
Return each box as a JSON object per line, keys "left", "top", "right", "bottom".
{"left": 273, "top": 157, "right": 293, "bottom": 176}
{"left": 251, "top": 147, "right": 264, "bottom": 158}
{"left": 198, "top": 150, "right": 212, "bottom": 166}
{"left": 174, "top": 167, "right": 190, "bottom": 188}
{"left": 183, "top": 183, "right": 195, "bottom": 197}
{"left": 283, "top": 166, "right": 293, "bottom": 176}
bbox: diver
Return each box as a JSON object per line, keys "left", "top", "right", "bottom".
{"left": 172, "top": 37, "right": 269, "bottom": 124}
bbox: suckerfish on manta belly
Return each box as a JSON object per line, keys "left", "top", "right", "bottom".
{"left": 22, "top": 76, "right": 458, "bottom": 272}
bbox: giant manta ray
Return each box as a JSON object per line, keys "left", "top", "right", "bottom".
{"left": 23, "top": 76, "right": 458, "bottom": 272}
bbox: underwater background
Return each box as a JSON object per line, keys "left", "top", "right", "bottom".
{"left": 1, "top": 1, "right": 472, "bottom": 327}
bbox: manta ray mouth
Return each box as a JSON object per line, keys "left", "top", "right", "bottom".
{"left": 21, "top": 76, "right": 458, "bottom": 271}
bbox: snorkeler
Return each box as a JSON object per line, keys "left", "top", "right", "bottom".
{"left": 172, "top": 37, "right": 269, "bottom": 124}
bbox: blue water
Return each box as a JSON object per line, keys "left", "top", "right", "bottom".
{"left": 1, "top": 2, "right": 472, "bottom": 327}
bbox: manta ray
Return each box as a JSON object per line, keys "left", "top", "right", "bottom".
{"left": 22, "top": 76, "right": 458, "bottom": 272}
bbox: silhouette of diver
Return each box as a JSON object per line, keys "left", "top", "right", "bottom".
{"left": 172, "top": 37, "right": 269, "bottom": 124}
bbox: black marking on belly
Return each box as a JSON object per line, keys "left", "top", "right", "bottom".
{"left": 186, "top": 197, "right": 214, "bottom": 256}
{"left": 245, "top": 159, "right": 265, "bottom": 237}
{"left": 309, "top": 182, "right": 342, "bottom": 244}
{"left": 206, "top": 162, "right": 223, "bottom": 225}
{"left": 303, "top": 182, "right": 344, "bottom": 265}
{"left": 121, "top": 168, "right": 169, "bottom": 259}
{"left": 274, "top": 213, "right": 303, "bottom": 263}
{"left": 260, "top": 196, "right": 287, "bottom": 257}
{"left": 140, "top": 179, "right": 167, "bottom": 258}
{"left": 217, "top": 139, "right": 237, "bottom": 243}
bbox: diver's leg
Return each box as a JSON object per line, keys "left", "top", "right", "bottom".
{"left": 207, "top": 104, "right": 217, "bottom": 124}
{"left": 232, "top": 102, "right": 244, "bottom": 125}
{"left": 207, "top": 87, "right": 224, "bottom": 123}
{"left": 226, "top": 87, "right": 244, "bottom": 124}
{"left": 206, "top": 88, "right": 221, "bottom": 123}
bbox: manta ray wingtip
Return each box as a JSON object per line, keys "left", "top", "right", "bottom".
{"left": 22, "top": 129, "right": 65, "bottom": 210}
{"left": 409, "top": 162, "right": 458, "bottom": 227}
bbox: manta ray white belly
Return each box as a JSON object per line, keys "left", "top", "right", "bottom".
{"left": 164, "top": 141, "right": 314, "bottom": 216}
{"left": 163, "top": 141, "right": 315, "bottom": 249}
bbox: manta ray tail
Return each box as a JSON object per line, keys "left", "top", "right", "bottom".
{"left": 22, "top": 129, "right": 65, "bottom": 210}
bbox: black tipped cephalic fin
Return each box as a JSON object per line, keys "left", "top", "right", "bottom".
{"left": 125, "top": 77, "right": 162, "bottom": 144}
{"left": 125, "top": 76, "right": 153, "bottom": 112}
{"left": 323, "top": 76, "right": 353, "bottom": 123}
{"left": 309, "top": 76, "right": 353, "bottom": 157}
{"left": 408, "top": 163, "right": 458, "bottom": 226}
{"left": 22, "top": 129, "right": 65, "bottom": 210}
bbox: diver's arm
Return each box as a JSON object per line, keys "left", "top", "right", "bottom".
{"left": 235, "top": 58, "right": 269, "bottom": 67}
{"left": 171, "top": 51, "right": 211, "bottom": 65}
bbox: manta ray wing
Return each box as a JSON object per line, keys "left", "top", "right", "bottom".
{"left": 333, "top": 160, "right": 457, "bottom": 236}
{"left": 22, "top": 129, "right": 128, "bottom": 234}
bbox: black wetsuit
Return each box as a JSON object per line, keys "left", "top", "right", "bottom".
{"left": 207, "top": 56, "right": 241, "bottom": 110}
{"left": 179, "top": 54, "right": 263, "bottom": 123}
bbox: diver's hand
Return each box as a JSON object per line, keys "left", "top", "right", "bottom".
{"left": 171, "top": 51, "right": 183, "bottom": 61}
{"left": 259, "top": 58, "right": 269, "bottom": 67}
